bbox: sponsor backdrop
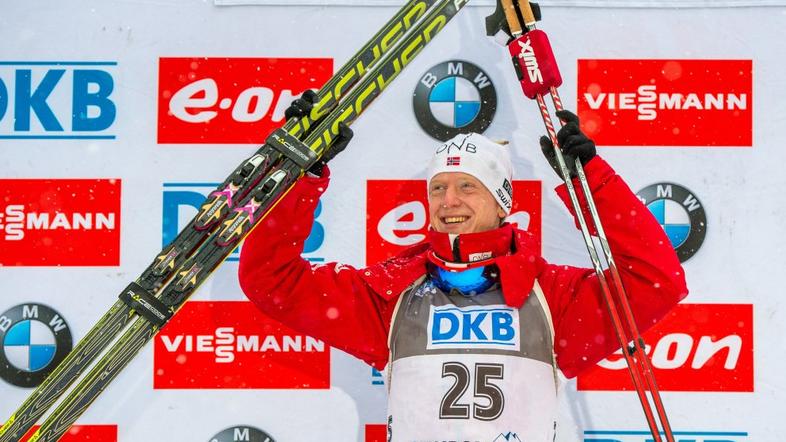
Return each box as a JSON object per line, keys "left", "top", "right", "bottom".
{"left": 1, "top": 1, "right": 783, "bottom": 441}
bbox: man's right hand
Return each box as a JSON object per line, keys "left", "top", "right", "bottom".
{"left": 285, "top": 89, "right": 318, "bottom": 120}
{"left": 310, "top": 122, "right": 353, "bottom": 177}
{"left": 284, "top": 90, "right": 354, "bottom": 177}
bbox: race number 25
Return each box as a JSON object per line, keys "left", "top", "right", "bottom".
{"left": 440, "top": 362, "right": 505, "bottom": 421}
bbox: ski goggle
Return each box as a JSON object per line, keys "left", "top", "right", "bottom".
{"left": 428, "top": 262, "right": 498, "bottom": 296}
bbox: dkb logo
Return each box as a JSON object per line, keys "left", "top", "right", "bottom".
{"left": 162, "top": 183, "right": 325, "bottom": 262}
{"left": 427, "top": 304, "right": 520, "bottom": 351}
{"left": 0, "top": 61, "right": 117, "bottom": 139}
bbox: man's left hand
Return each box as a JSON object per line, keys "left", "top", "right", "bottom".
{"left": 539, "top": 109, "right": 596, "bottom": 179}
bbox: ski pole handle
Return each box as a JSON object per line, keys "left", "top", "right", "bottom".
{"left": 501, "top": 0, "right": 523, "bottom": 35}
{"left": 517, "top": 0, "right": 538, "bottom": 28}
{"left": 508, "top": 29, "right": 563, "bottom": 99}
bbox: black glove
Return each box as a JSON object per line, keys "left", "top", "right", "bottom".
{"left": 285, "top": 89, "right": 318, "bottom": 120}
{"left": 539, "top": 110, "right": 596, "bottom": 179}
{"left": 284, "top": 90, "right": 353, "bottom": 176}
{"left": 309, "top": 121, "right": 353, "bottom": 177}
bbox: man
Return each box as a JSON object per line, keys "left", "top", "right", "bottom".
{"left": 238, "top": 109, "right": 688, "bottom": 441}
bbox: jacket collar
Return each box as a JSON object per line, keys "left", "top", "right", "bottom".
{"left": 427, "top": 223, "right": 514, "bottom": 270}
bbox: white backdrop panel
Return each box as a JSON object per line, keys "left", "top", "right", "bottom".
{"left": 1, "top": 1, "right": 784, "bottom": 441}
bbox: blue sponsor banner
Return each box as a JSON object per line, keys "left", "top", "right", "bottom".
{"left": 426, "top": 304, "right": 519, "bottom": 351}
{"left": 584, "top": 430, "right": 748, "bottom": 442}
{"left": 162, "top": 183, "right": 324, "bottom": 262}
{"left": 0, "top": 61, "right": 117, "bottom": 139}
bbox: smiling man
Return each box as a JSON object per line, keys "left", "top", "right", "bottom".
{"left": 238, "top": 111, "right": 688, "bottom": 441}
{"left": 427, "top": 134, "right": 511, "bottom": 235}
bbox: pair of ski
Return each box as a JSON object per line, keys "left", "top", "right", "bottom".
{"left": 0, "top": 1, "right": 469, "bottom": 440}
{"left": 491, "top": 1, "right": 677, "bottom": 441}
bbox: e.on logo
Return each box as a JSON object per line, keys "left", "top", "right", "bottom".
{"left": 157, "top": 57, "right": 332, "bottom": 144}
{"left": 365, "top": 180, "right": 541, "bottom": 265}
{"left": 577, "top": 59, "right": 752, "bottom": 146}
{"left": 154, "top": 301, "right": 329, "bottom": 389}
{"left": 577, "top": 303, "right": 753, "bottom": 392}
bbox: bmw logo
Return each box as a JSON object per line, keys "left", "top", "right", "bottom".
{"left": 413, "top": 60, "right": 497, "bottom": 141}
{"left": 210, "top": 426, "right": 276, "bottom": 442}
{"left": 0, "top": 303, "right": 73, "bottom": 388}
{"left": 636, "top": 183, "right": 707, "bottom": 263}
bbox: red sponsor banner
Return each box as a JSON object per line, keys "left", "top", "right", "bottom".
{"left": 0, "top": 179, "right": 121, "bottom": 266}
{"left": 578, "top": 303, "right": 754, "bottom": 392}
{"left": 154, "top": 301, "right": 330, "bottom": 389}
{"left": 577, "top": 59, "right": 752, "bottom": 146}
{"left": 10, "top": 425, "right": 118, "bottom": 442}
{"left": 366, "top": 180, "right": 541, "bottom": 265}
{"left": 157, "top": 57, "right": 332, "bottom": 144}
{"left": 365, "top": 424, "right": 387, "bottom": 442}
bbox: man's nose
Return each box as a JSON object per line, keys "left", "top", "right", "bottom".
{"left": 443, "top": 186, "right": 461, "bottom": 207}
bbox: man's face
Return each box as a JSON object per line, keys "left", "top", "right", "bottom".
{"left": 428, "top": 172, "right": 506, "bottom": 234}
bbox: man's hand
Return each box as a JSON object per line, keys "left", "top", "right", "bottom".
{"left": 310, "top": 122, "right": 353, "bottom": 177}
{"left": 539, "top": 110, "right": 596, "bottom": 179}
{"left": 285, "top": 89, "right": 318, "bottom": 120}
{"left": 284, "top": 91, "right": 354, "bottom": 177}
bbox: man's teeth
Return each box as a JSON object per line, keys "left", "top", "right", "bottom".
{"left": 444, "top": 216, "right": 468, "bottom": 224}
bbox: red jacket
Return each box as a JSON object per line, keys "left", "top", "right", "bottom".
{"left": 238, "top": 157, "right": 688, "bottom": 378}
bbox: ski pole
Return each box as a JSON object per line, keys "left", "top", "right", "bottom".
{"left": 493, "top": 1, "right": 675, "bottom": 440}
{"left": 549, "top": 84, "right": 676, "bottom": 442}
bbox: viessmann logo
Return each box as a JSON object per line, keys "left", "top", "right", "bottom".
{"left": 0, "top": 179, "right": 121, "bottom": 266}
{"left": 577, "top": 59, "right": 752, "bottom": 146}
{"left": 577, "top": 303, "right": 753, "bottom": 392}
{"left": 154, "top": 301, "right": 329, "bottom": 389}
{"left": 365, "top": 180, "right": 541, "bottom": 265}
{"left": 157, "top": 57, "right": 332, "bottom": 144}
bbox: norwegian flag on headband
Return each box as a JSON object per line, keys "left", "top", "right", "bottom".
{"left": 446, "top": 156, "right": 461, "bottom": 166}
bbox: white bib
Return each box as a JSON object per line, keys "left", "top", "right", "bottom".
{"left": 386, "top": 279, "right": 558, "bottom": 442}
